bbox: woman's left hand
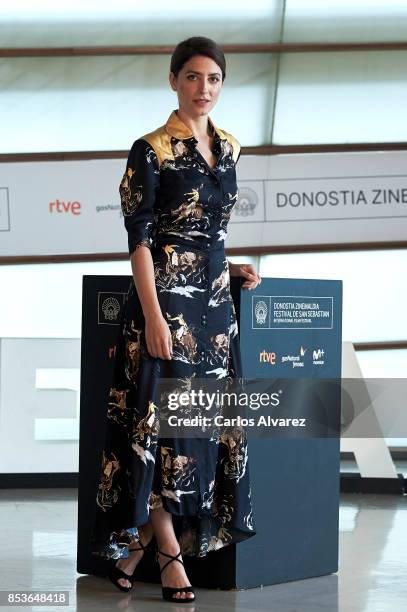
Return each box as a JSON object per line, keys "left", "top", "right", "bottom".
{"left": 229, "top": 262, "right": 262, "bottom": 290}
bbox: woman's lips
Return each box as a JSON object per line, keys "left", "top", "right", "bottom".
{"left": 194, "top": 99, "right": 210, "bottom": 106}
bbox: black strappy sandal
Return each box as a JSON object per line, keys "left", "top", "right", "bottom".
{"left": 156, "top": 548, "right": 196, "bottom": 603}
{"left": 108, "top": 539, "right": 149, "bottom": 593}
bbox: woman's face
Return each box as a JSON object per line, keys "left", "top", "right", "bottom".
{"left": 169, "top": 54, "right": 223, "bottom": 119}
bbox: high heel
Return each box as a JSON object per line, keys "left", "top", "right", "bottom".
{"left": 108, "top": 538, "right": 149, "bottom": 593}
{"left": 156, "top": 548, "right": 196, "bottom": 603}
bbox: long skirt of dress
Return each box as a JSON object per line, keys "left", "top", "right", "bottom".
{"left": 89, "top": 240, "right": 256, "bottom": 560}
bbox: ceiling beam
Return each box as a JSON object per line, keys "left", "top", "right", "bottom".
{"left": 1, "top": 41, "right": 407, "bottom": 58}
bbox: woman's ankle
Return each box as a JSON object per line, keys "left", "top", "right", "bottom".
{"left": 157, "top": 540, "right": 182, "bottom": 558}
{"left": 138, "top": 523, "right": 154, "bottom": 546}
{"left": 131, "top": 526, "right": 153, "bottom": 550}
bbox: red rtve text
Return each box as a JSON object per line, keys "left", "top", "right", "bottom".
{"left": 49, "top": 200, "right": 81, "bottom": 215}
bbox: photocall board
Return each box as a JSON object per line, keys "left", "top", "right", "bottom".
{"left": 77, "top": 275, "right": 342, "bottom": 589}
{"left": 233, "top": 276, "right": 343, "bottom": 587}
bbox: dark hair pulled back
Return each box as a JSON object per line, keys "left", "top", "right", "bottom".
{"left": 170, "top": 36, "right": 226, "bottom": 82}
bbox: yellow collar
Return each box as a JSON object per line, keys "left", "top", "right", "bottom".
{"left": 165, "top": 109, "right": 224, "bottom": 141}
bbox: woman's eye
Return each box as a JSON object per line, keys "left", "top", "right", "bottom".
{"left": 187, "top": 75, "right": 220, "bottom": 83}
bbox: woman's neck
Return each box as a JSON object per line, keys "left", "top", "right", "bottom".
{"left": 176, "top": 108, "right": 211, "bottom": 141}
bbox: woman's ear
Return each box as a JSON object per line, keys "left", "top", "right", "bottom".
{"left": 169, "top": 72, "right": 177, "bottom": 92}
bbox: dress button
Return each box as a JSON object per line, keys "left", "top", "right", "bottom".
{"left": 206, "top": 243, "right": 210, "bottom": 248}
{"left": 200, "top": 350, "right": 205, "bottom": 358}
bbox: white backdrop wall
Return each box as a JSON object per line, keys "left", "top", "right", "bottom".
{"left": 1, "top": 151, "right": 407, "bottom": 257}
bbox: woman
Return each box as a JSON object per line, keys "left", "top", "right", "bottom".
{"left": 90, "top": 36, "right": 261, "bottom": 603}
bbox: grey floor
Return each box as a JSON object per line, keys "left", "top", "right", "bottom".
{"left": 0, "top": 472, "right": 406, "bottom": 612}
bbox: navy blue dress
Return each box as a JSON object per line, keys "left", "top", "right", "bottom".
{"left": 90, "top": 109, "right": 256, "bottom": 560}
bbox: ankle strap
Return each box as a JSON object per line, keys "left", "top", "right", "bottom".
{"left": 128, "top": 538, "right": 148, "bottom": 553}
{"left": 157, "top": 549, "right": 184, "bottom": 575}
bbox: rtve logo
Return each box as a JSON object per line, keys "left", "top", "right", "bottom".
{"left": 259, "top": 349, "right": 276, "bottom": 365}
{"left": 49, "top": 199, "right": 81, "bottom": 215}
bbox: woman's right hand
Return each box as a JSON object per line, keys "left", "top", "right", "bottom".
{"left": 144, "top": 311, "right": 173, "bottom": 360}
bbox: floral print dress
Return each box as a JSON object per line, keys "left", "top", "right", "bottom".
{"left": 89, "top": 109, "right": 256, "bottom": 560}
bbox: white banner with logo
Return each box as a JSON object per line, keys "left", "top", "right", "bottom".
{"left": 1, "top": 150, "right": 406, "bottom": 257}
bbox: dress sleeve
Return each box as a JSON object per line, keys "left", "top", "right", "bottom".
{"left": 119, "top": 138, "right": 160, "bottom": 255}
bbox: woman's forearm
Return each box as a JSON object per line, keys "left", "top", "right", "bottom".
{"left": 130, "top": 247, "right": 162, "bottom": 320}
